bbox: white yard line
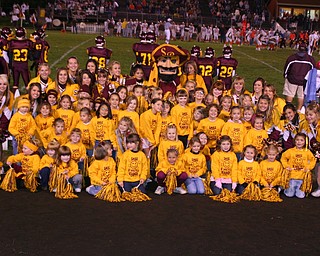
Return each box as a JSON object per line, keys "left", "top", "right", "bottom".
{"left": 50, "top": 38, "right": 91, "bottom": 68}
{"left": 233, "top": 49, "right": 283, "bottom": 73}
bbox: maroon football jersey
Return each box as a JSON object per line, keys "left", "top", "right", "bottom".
{"left": 87, "top": 46, "right": 112, "bottom": 69}
{"left": 33, "top": 38, "right": 50, "bottom": 63}
{"left": 132, "top": 42, "right": 159, "bottom": 80}
{"left": 196, "top": 56, "right": 217, "bottom": 91}
{"left": 216, "top": 57, "right": 238, "bottom": 90}
{"left": 8, "top": 39, "right": 33, "bottom": 64}
{"left": 0, "top": 38, "right": 9, "bottom": 75}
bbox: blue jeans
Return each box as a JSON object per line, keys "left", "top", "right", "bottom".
{"left": 123, "top": 181, "right": 146, "bottom": 194}
{"left": 68, "top": 174, "right": 83, "bottom": 189}
{"left": 86, "top": 185, "right": 102, "bottom": 196}
{"left": 284, "top": 179, "right": 305, "bottom": 198}
{"left": 185, "top": 177, "right": 204, "bottom": 194}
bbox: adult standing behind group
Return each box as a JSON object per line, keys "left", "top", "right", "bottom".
{"left": 283, "top": 42, "right": 315, "bottom": 111}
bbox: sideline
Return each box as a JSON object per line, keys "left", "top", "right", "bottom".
{"left": 50, "top": 38, "right": 91, "bottom": 68}
{"left": 233, "top": 49, "right": 282, "bottom": 73}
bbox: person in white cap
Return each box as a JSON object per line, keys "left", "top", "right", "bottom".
{"left": 165, "top": 18, "right": 172, "bottom": 44}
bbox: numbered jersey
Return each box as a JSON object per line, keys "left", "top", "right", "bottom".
{"left": 8, "top": 39, "right": 33, "bottom": 64}
{"left": 33, "top": 38, "right": 50, "bottom": 63}
{"left": 87, "top": 46, "right": 112, "bottom": 69}
{"left": 216, "top": 57, "right": 238, "bottom": 90}
{"left": 132, "top": 42, "right": 159, "bottom": 80}
{"left": 196, "top": 57, "right": 217, "bottom": 91}
{"left": 0, "top": 38, "right": 9, "bottom": 75}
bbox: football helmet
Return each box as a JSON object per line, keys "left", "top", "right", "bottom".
{"left": 37, "top": 28, "right": 46, "bottom": 39}
{"left": 30, "top": 31, "right": 40, "bottom": 41}
{"left": 95, "top": 35, "right": 105, "bottom": 47}
{"left": 139, "top": 31, "right": 147, "bottom": 42}
{"left": 1, "top": 27, "right": 13, "bottom": 39}
{"left": 15, "top": 27, "right": 26, "bottom": 38}
{"left": 205, "top": 47, "right": 215, "bottom": 57}
{"left": 146, "top": 31, "right": 156, "bottom": 43}
{"left": 191, "top": 45, "right": 201, "bottom": 57}
{"left": 223, "top": 45, "right": 232, "bottom": 58}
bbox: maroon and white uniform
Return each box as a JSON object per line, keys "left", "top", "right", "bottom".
{"left": 196, "top": 56, "right": 217, "bottom": 91}
{"left": 8, "top": 38, "right": 33, "bottom": 88}
{"left": 132, "top": 42, "right": 159, "bottom": 80}
{"left": 33, "top": 38, "right": 50, "bottom": 64}
{"left": 216, "top": 57, "right": 238, "bottom": 90}
{"left": 0, "top": 37, "right": 9, "bottom": 75}
{"left": 87, "top": 46, "right": 112, "bottom": 69}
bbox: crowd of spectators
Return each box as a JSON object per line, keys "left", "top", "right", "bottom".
{"left": 54, "top": 0, "right": 119, "bottom": 18}
{"left": 208, "top": 0, "right": 268, "bottom": 28}
{"left": 126, "top": 0, "right": 201, "bottom": 21}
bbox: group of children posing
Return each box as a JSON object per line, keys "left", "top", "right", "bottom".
{"left": 2, "top": 58, "right": 320, "bottom": 200}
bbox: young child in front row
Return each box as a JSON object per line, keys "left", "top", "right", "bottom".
{"left": 280, "top": 133, "right": 316, "bottom": 199}
{"left": 155, "top": 148, "right": 188, "bottom": 195}
{"left": 6, "top": 140, "right": 40, "bottom": 190}
{"left": 54, "top": 145, "right": 83, "bottom": 193}
{"left": 259, "top": 145, "right": 283, "bottom": 190}
{"left": 210, "top": 135, "right": 238, "bottom": 195}
{"left": 237, "top": 145, "right": 261, "bottom": 195}
{"left": 86, "top": 142, "right": 116, "bottom": 196}
{"left": 182, "top": 137, "right": 207, "bottom": 194}
{"left": 39, "top": 140, "right": 60, "bottom": 190}
{"left": 117, "top": 133, "right": 148, "bottom": 194}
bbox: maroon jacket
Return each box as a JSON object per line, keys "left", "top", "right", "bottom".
{"left": 284, "top": 52, "right": 315, "bottom": 86}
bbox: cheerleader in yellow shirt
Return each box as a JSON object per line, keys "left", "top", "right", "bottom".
{"left": 86, "top": 142, "right": 116, "bottom": 196}
{"left": 118, "top": 95, "right": 140, "bottom": 132}
{"left": 117, "top": 133, "right": 148, "bottom": 194}
{"left": 210, "top": 135, "right": 238, "bottom": 195}
{"left": 64, "top": 128, "right": 87, "bottom": 172}
{"left": 281, "top": 133, "right": 316, "bottom": 198}
{"left": 260, "top": 145, "right": 283, "bottom": 190}
{"left": 237, "top": 145, "right": 261, "bottom": 194}
{"left": 243, "top": 115, "right": 268, "bottom": 157}
{"left": 157, "top": 123, "right": 184, "bottom": 163}
{"left": 182, "top": 137, "right": 207, "bottom": 194}
{"left": 6, "top": 140, "right": 40, "bottom": 190}
{"left": 197, "top": 103, "right": 225, "bottom": 152}
{"left": 39, "top": 140, "right": 60, "bottom": 190}
{"left": 91, "top": 102, "right": 117, "bottom": 149}
{"left": 221, "top": 106, "right": 247, "bottom": 160}
{"left": 54, "top": 95, "right": 75, "bottom": 133}
{"left": 155, "top": 148, "right": 188, "bottom": 195}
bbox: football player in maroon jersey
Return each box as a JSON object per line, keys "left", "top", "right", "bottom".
{"left": 8, "top": 27, "right": 34, "bottom": 91}
{"left": 216, "top": 45, "right": 238, "bottom": 90}
{"left": 0, "top": 27, "right": 13, "bottom": 76}
{"left": 132, "top": 31, "right": 159, "bottom": 81}
{"left": 86, "top": 35, "right": 112, "bottom": 70}
{"left": 196, "top": 46, "right": 217, "bottom": 92}
{"left": 29, "top": 28, "right": 50, "bottom": 76}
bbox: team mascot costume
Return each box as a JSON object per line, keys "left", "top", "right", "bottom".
{"left": 148, "top": 44, "right": 190, "bottom": 95}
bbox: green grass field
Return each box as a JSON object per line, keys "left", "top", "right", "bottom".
{"left": 44, "top": 30, "right": 320, "bottom": 95}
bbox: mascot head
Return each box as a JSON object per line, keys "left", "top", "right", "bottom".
{"left": 151, "top": 44, "right": 189, "bottom": 82}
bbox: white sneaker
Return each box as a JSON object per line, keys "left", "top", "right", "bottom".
{"left": 174, "top": 187, "right": 187, "bottom": 195}
{"left": 52, "top": 188, "right": 57, "bottom": 193}
{"left": 75, "top": 188, "right": 81, "bottom": 193}
{"left": 154, "top": 186, "right": 165, "bottom": 195}
{"left": 311, "top": 189, "right": 320, "bottom": 197}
